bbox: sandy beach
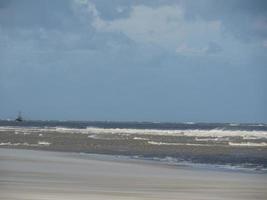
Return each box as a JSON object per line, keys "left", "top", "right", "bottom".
{"left": 0, "top": 148, "right": 267, "bottom": 200}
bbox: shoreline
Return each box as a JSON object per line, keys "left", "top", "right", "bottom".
{"left": 1, "top": 124, "right": 267, "bottom": 172}
{"left": 0, "top": 146, "right": 266, "bottom": 174}
{"left": 1, "top": 148, "right": 267, "bottom": 200}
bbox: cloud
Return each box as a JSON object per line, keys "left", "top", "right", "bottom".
{"left": 176, "top": 44, "right": 206, "bottom": 55}
{"left": 175, "top": 42, "right": 222, "bottom": 56}
{"left": 1, "top": 0, "right": 266, "bottom": 54}
{"left": 0, "top": 0, "right": 266, "bottom": 121}
{"left": 90, "top": 4, "right": 223, "bottom": 55}
{"left": 83, "top": 0, "right": 267, "bottom": 47}
{"left": 181, "top": 0, "right": 267, "bottom": 43}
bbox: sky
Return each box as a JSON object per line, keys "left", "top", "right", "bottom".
{"left": 0, "top": 0, "right": 266, "bottom": 123}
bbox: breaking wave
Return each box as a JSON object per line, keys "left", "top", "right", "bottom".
{"left": 147, "top": 141, "right": 212, "bottom": 146}
{"left": 228, "top": 142, "right": 267, "bottom": 147}
{"left": 0, "top": 141, "right": 51, "bottom": 147}
{"left": 1, "top": 126, "right": 267, "bottom": 140}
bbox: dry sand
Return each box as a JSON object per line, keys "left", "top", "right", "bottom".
{"left": 0, "top": 148, "right": 267, "bottom": 200}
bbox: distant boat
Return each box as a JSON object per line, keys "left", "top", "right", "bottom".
{"left": 15, "top": 112, "right": 23, "bottom": 122}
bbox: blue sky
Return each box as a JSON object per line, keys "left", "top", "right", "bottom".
{"left": 0, "top": 0, "right": 266, "bottom": 122}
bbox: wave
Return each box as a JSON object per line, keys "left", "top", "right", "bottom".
{"left": 82, "top": 127, "right": 267, "bottom": 140}
{"left": 248, "top": 124, "right": 265, "bottom": 127}
{"left": 195, "top": 137, "right": 229, "bottom": 142}
{"left": 148, "top": 140, "right": 267, "bottom": 147}
{"left": 147, "top": 141, "right": 212, "bottom": 146}
{"left": 229, "top": 123, "right": 240, "bottom": 126}
{"left": 183, "top": 122, "right": 195, "bottom": 125}
{"left": 0, "top": 141, "right": 51, "bottom": 147}
{"left": 228, "top": 142, "right": 267, "bottom": 147}
{"left": 242, "top": 136, "right": 259, "bottom": 140}
{"left": 0, "top": 126, "right": 54, "bottom": 133}
{"left": 133, "top": 137, "right": 149, "bottom": 141}
{"left": 1, "top": 126, "right": 267, "bottom": 140}
{"left": 81, "top": 127, "right": 267, "bottom": 140}
{"left": 38, "top": 141, "right": 51, "bottom": 146}
{"left": 139, "top": 156, "right": 267, "bottom": 172}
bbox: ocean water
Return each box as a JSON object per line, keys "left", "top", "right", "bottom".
{"left": 0, "top": 120, "right": 267, "bottom": 172}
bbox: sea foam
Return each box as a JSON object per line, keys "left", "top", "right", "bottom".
{"left": 1, "top": 126, "right": 267, "bottom": 140}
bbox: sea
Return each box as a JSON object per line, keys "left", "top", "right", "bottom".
{"left": 0, "top": 120, "right": 267, "bottom": 173}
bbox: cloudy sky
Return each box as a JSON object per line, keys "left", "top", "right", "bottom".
{"left": 0, "top": 0, "right": 266, "bottom": 122}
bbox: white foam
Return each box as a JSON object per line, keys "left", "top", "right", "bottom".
{"left": 0, "top": 142, "right": 11, "bottom": 145}
{"left": 38, "top": 141, "right": 51, "bottom": 146}
{"left": 0, "top": 126, "right": 51, "bottom": 133}
{"left": 81, "top": 127, "right": 267, "bottom": 140}
{"left": 228, "top": 142, "right": 267, "bottom": 147}
{"left": 0, "top": 142, "right": 34, "bottom": 146}
{"left": 149, "top": 156, "right": 267, "bottom": 172}
{"left": 184, "top": 122, "right": 195, "bottom": 125}
{"left": 20, "top": 132, "right": 31, "bottom": 135}
{"left": 229, "top": 123, "right": 240, "bottom": 126}
{"left": 147, "top": 141, "right": 211, "bottom": 146}
{"left": 133, "top": 137, "right": 149, "bottom": 141}
{"left": 1, "top": 126, "right": 267, "bottom": 140}
{"left": 182, "top": 129, "right": 267, "bottom": 139}
{"left": 88, "top": 134, "right": 100, "bottom": 139}
{"left": 248, "top": 124, "right": 265, "bottom": 127}
{"left": 195, "top": 137, "right": 229, "bottom": 142}
{"left": 0, "top": 141, "right": 51, "bottom": 147}
{"left": 55, "top": 127, "right": 78, "bottom": 133}
{"left": 242, "top": 136, "right": 259, "bottom": 140}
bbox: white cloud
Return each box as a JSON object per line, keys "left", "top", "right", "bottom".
{"left": 116, "top": 6, "right": 126, "bottom": 13}
{"left": 74, "top": 0, "right": 89, "bottom": 5}
{"left": 90, "top": 4, "right": 223, "bottom": 54}
{"left": 71, "top": 0, "right": 98, "bottom": 24}
{"left": 176, "top": 43, "right": 206, "bottom": 55}
{"left": 176, "top": 42, "right": 223, "bottom": 56}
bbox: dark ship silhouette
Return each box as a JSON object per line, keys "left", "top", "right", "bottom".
{"left": 15, "top": 112, "right": 23, "bottom": 122}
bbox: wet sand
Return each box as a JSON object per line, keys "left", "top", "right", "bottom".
{"left": 0, "top": 148, "right": 267, "bottom": 200}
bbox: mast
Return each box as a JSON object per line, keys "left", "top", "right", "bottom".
{"left": 15, "top": 111, "right": 23, "bottom": 122}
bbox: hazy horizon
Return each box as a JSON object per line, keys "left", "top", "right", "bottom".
{"left": 1, "top": 115, "right": 266, "bottom": 124}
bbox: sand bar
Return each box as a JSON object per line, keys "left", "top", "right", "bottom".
{"left": 0, "top": 148, "right": 267, "bottom": 200}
